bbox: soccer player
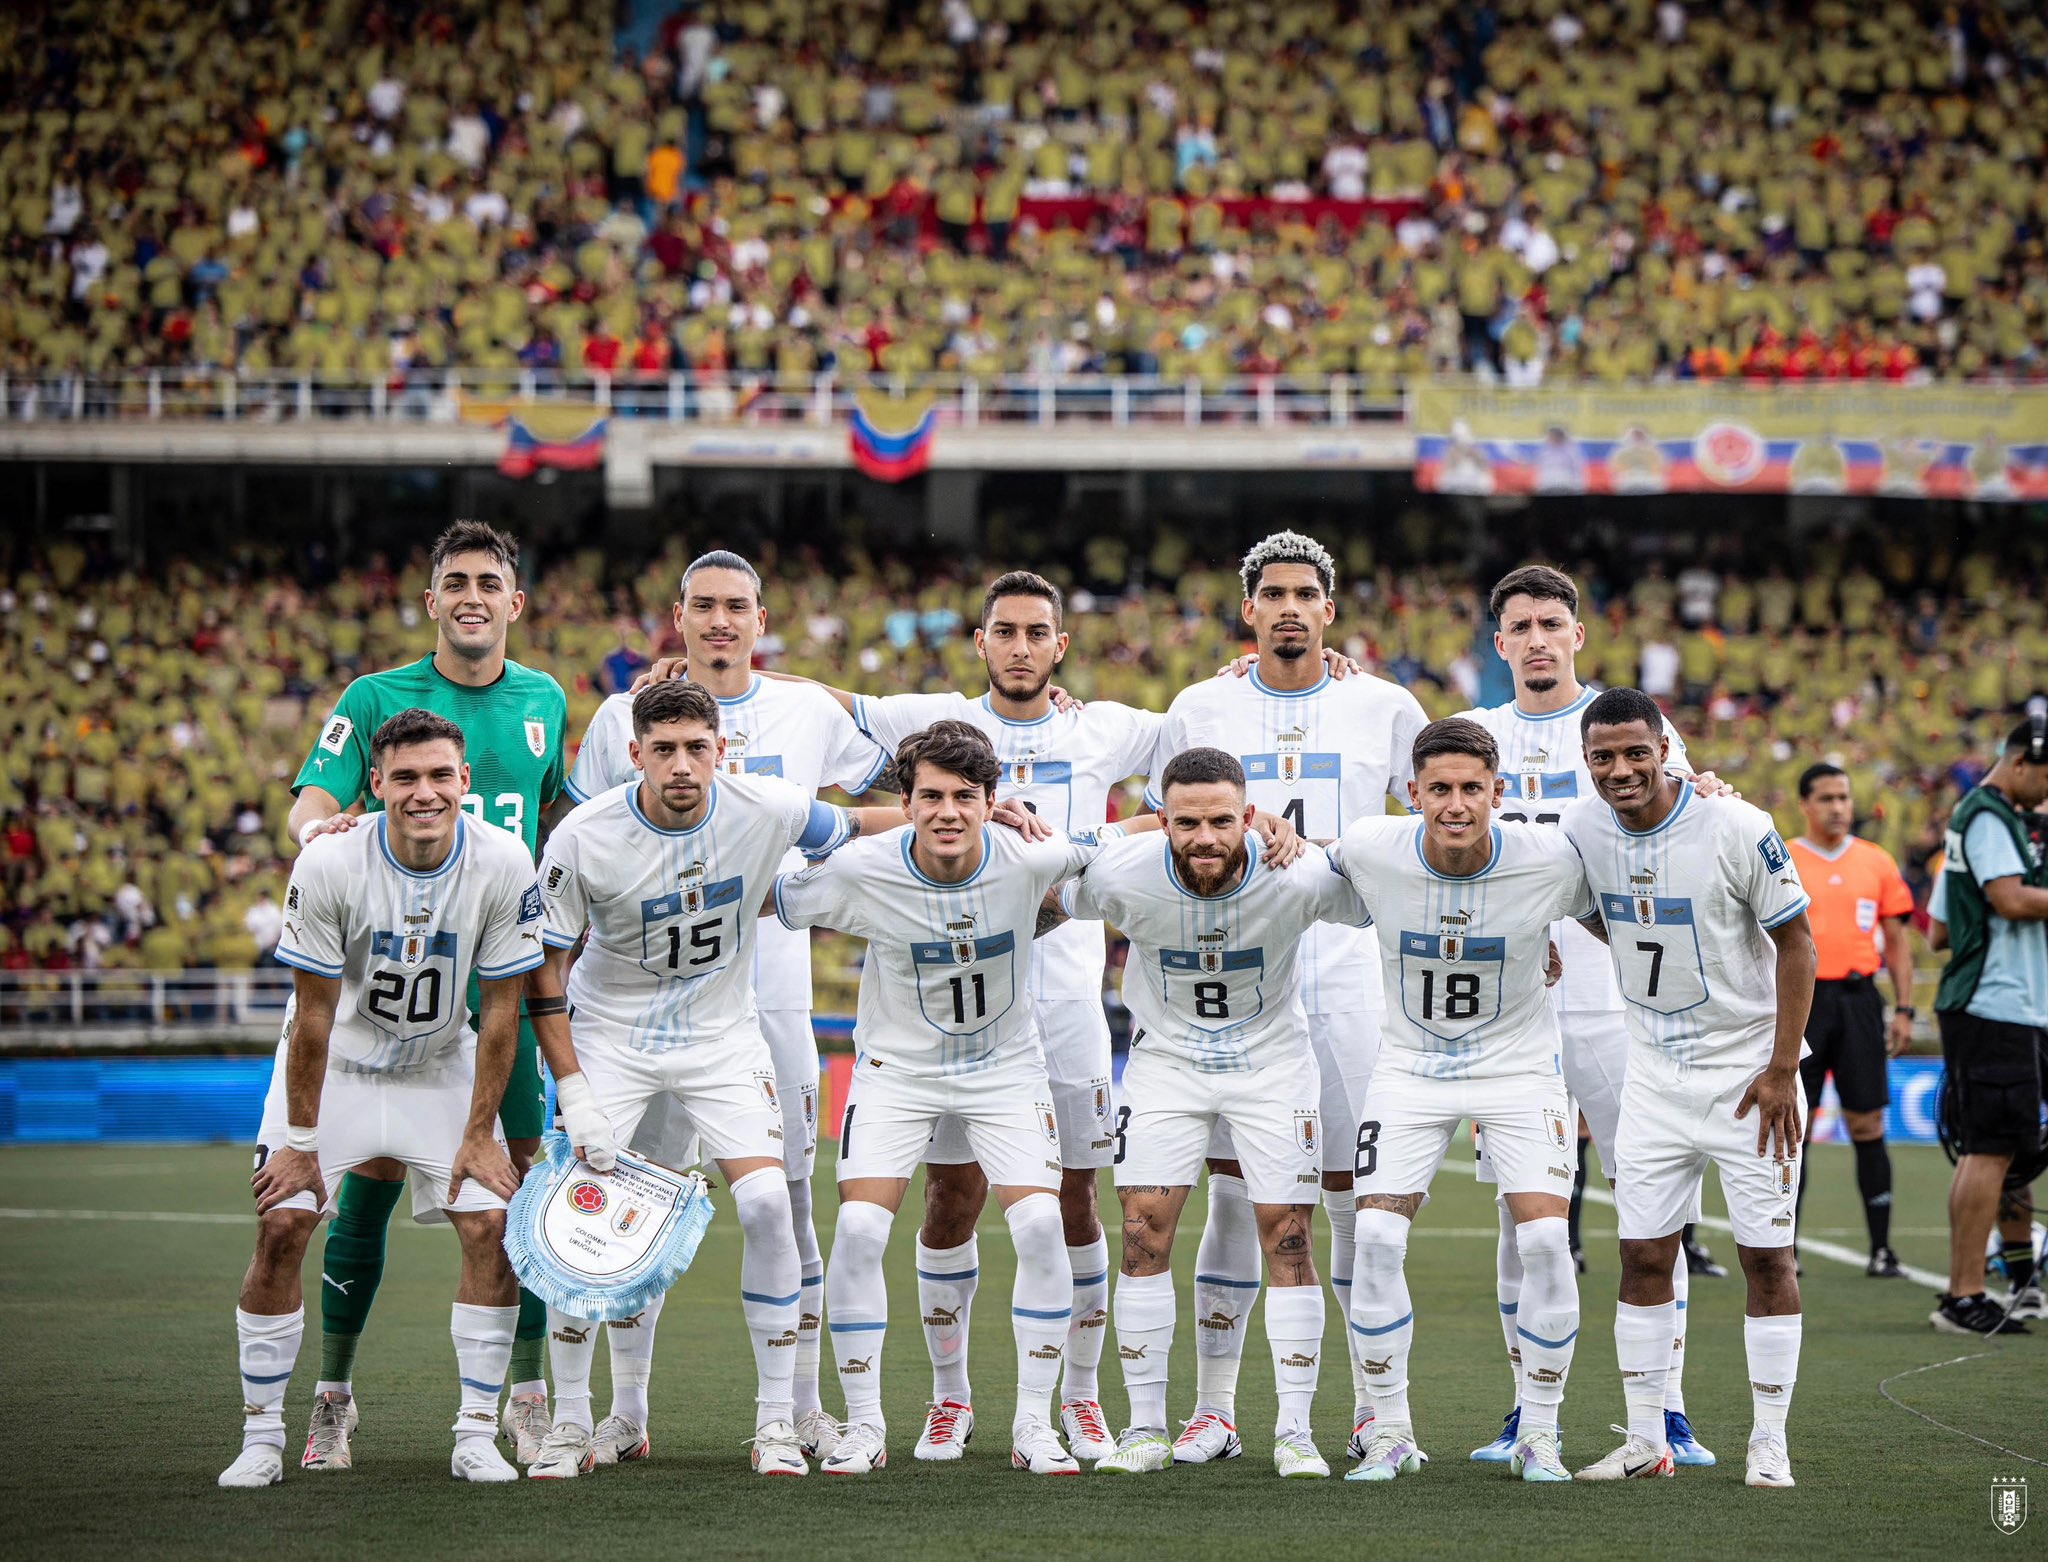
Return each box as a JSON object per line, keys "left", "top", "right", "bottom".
{"left": 521, "top": 679, "right": 903, "bottom": 1478}
{"left": 1563, "top": 688, "right": 1816, "bottom": 1490}
{"left": 1044, "top": 747, "right": 1369, "bottom": 1479}
{"left": 1148, "top": 531, "right": 1427, "bottom": 1464}
{"left": 773, "top": 722, "right": 1125, "bottom": 1476}
{"left": 564, "top": 550, "right": 888, "bottom": 1461}
{"left": 1326, "top": 718, "right": 1590, "bottom": 1485}
{"left": 1458, "top": 564, "right": 1716, "bottom": 1466}
{"left": 287, "top": 521, "right": 568, "bottom": 1469}
{"left": 217, "top": 711, "right": 546, "bottom": 1488}
{"left": 1787, "top": 763, "right": 1916, "bottom": 1278}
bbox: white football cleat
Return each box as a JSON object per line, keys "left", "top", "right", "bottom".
{"left": 1509, "top": 1425, "right": 1571, "bottom": 1483}
{"left": 1344, "top": 1427, "right": 1426, "bottom": 1482}
{"left": 822, "top": 1421, "right": 887, "bottom": 1475}
{"left": 1060, "top": 1399, "right": 1115, "bottom": 1461}
{"left": 450, "top": 1439, "right": 519, "bottom": 1483}
{"left": 1097, "top": 1427, "right": 1173, "bottom": 1474}
{"left": 1274, "top": 1430, "right": 1330, "bottom": 1479}
{"left": 913, "top": 1398, "right": 974, "bottom": 1461}
{"left": 2008, "top": 1283, "right": 2047, "bottom": 1323}
{"left": 1172, "top": 1410, "right": 1242, "bottom": 1464}
{"left": 796, "top": 1407, "right": 842, "bottom": 1460}
{"left": 501, "top": 1390, "right": 549, "bottom": 1466}
{"left": 1574, "top": 1426, "right": 1675, "bottom": 1481}
{"left": 1011, "top": 1418, "right": 1080, "bottom": 1475}
{"left": 302, "top": 1392, "right": 352, "bottom": 1471}
{"left": 217, "top": 1445, "right": 283, "bottom": 1489}
{"left": 526, "top": 1423, "right": 596, "bottom": 1480}
{"left": 592, "top": 1414, "right": 650, "bottom": 1466}
{"left": 749, "top": 1419, "right": 808, "bottom": 1476}
{"left": 1744, "top": 1430, "right": 1795, "bottom": 1489}
{"left": 1348, "top": 1409, "right": 1378, "bottom": 1461}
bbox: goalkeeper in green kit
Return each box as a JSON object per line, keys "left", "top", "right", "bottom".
{"left": 285, "top": 521, "right": 569, "bottom": 1471}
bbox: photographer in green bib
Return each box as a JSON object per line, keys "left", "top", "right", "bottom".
{"left": 286, "top": 521, "right": 569, "bottom": 1468}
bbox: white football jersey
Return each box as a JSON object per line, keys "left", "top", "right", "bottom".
{"left": 1459, "top": 687, "right": 1690, "bottom": 1012}
{"left": 1561, "top": 788, "right": 1811, "bottom": 1071}
{"left": 537, "top": 774, "right": 852, "bottom": 1052}
{"left": 1147, "top": 666, "right": 1427, "bottom": 1015}
{"left": 775, "top": 823, "right": 1106, "bottom": 1077}
{"left": 1328, "top": 817, "right": 1593, "bottom": 1081}
{"left": 1064, "top": 833, "right": 1369, "bottom": 1075}
{"left": 566, "top": 677, "right": 888, "bottom": 1011}
{"left": 275, "top": 815, "right": 545, "bottom": 1075}
{"left": 853, "top": 690, "right": 1160, "bottom": 1001}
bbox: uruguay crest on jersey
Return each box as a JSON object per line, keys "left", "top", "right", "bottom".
{"left": 680, "top": 860, "right": 708, "bottom": 915}
{"left": 1276, "top": 725, "right": 1306, "bottom": 784}
{"left": 1197, "top": 928, "right": 1227, "bottom": 974}
{"left": 1295, "top": 1111, "right": 1318, "bottom": 1156}
{"left": 525, "top": 718, "right": 547, "bottom": 759}
{"left": 948, "top": 914, "right": 978, "bottom": 965}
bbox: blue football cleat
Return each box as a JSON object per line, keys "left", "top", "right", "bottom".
{"left": 1471, "top": 1407, "right": 1520, "bottom": 1463}
{"left": 1666, "top": 1410, "right": 1716, "bottom": 1467}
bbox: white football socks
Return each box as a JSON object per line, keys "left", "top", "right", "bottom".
{"left": 1613, "top": 1300, "right": 1675, "bottom": 1452}
{"left": 606, "top": 1291, "right": 663, "bottom": 1427}
{"left": 1265, "top": 1285, "right": 1324, "bottom": 1437}
{"left": 786, "top": 1173, "right": 826, "bottom": 1421}
{"left": 917, "top": 1233, "right": 980, "bottom": 1404}
{"left": 1323, "top": 1187, "right": 1369, "bottom": 1420}
{"left": 1744, "top": 1313, "right": 1801, "bottom": 1437}
{"left": 732, "top": 1167, "right": 802, "bottom": 1429}
{"left": 1063, "top": 1235, "right": 1110, "bottom": 1404}
{"left": 827, "top": 1199, "right": 894, "bottom": 1429}
{"left": 235, "top": 1305, "right": 303, "bottom": 1451}
{"left": 1495, "top": 1196, "right": 1525, "bottom": 1406}
{"left": 450, "top": 1302, "right": 517, "bottom": 1442}
{"left": 1349, "top": 1208, "right": 1415, "bottom": 1430}
{"left": 1191, "top": 1173, "right": 1260, "bottom": 1420}
{"left": 1005, "top": 1194, "right": 1072, "bottom": 1431}
{"left": 546, "top": 1306, "right": 600, "bottom": 1433}
{"left": 1665, "top": 1247, "right": 1690, "bottom": 1413}
{"left": 1510, "top": 1217, "right": 1578, "bottom": 1434}
{"left": 1113, "top": 1270, "right": 1175, "bottom": 1430}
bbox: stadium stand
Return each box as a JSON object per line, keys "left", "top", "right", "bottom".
{"left": 3, "top": 0, "right": 2046, "bottom": 390}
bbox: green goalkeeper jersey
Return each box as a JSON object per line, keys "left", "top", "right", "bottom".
{"left": 292, "top": 654, "right": 568, "bottom": 857}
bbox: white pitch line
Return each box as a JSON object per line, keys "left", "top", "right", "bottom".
{"left": 0, "top": 1206, "right": 257, "bottom": 1226}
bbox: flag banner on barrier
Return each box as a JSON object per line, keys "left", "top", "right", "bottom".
{"left": 502, "top": 1132, "right": 714, "bottom": 1321}
{"left": 1414, "top": 384, "right": 2048, "bottom": 500}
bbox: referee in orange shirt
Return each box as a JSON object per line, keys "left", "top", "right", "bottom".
{"left": 1789, "top": 763, "right": 1917, "bottom": 1277}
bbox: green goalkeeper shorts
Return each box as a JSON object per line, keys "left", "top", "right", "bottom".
{"left": 465, "top": 973, "right": 547, "bottom": 1141}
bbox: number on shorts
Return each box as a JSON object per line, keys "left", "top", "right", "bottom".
{"left": 1354, "top": 1119, "right": 1381, "bottom": 1179}
{"left": 1113, "top": 1104, "right": 1131, "bottom": 1166}
{"left": 1193, "top": 980, "right": 1230, "bottom": 1019}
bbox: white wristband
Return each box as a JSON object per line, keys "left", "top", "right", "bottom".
{"left": 556, "top": 1072, "right": 595, "bottom": 1114}
{"left": 285, "top": 1124, "right": 318, "bottom": 1153}
{"left": 298, "top": 820, "right": 324, "bottom": 848}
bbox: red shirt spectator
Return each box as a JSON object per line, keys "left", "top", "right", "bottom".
{"left": 582, "top": 328, "right": 622, "bottom": 376}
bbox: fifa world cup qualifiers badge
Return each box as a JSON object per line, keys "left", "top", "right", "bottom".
{"left": 1993, "top": 1476, "right": 2028, "bottom": 1536}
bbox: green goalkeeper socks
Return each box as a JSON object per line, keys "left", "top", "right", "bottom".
{"left": 508, "top": 1288, "right": 548, "bottom": 1390}
{"left": 318, "top": 1173, "right": 406, "bottom": 1383}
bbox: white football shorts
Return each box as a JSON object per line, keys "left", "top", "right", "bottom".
{"left": 623, "top": 1009, "right": 819, "bottom": 1177}
{"left": 1613, "top": 1052, "right": 1804, "bottom": 1249}
{"left": 573, "top": 1014, "right": 785, "bottom": 1168}
{"left": 839, "top": 1047, "right": 1061, "bottom": 1191}
{"left": 926, "top": 997, "right": 1116, "bottom": 1170}
{"left": 1355, "top": 1069, "right": 1576, "bottom": 1200}
{"left": 1210, "top": 1008, "right": 1381, "bottom": 1176}
{"left": 1476, "top": 997, "right": 1629, "bottom": 1186}
{"left": 1115, "top": 1044, "right": 1323, "bottom": 1206}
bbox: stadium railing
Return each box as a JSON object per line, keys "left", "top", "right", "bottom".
{"left": 0, "top": 968, "right": 292, "bottom": 1046}
{"left": 0, "top": 370, "right": 1410, "bottom": 428}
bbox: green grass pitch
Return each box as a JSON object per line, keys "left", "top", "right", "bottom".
{"left": 2, "top": 1141, "right": 2041, "bottom": 1560}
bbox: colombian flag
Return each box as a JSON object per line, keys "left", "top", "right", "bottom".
{"left": 498, "top": 405, "right": 609, "bottom": 479}
{"left": 849, "top": 386, "right": 936, "bottom": 482}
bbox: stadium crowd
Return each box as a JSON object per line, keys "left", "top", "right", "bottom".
{"left": 3, "top": 0, "right": 2048, "bottom": 391}
{"left": 1, "top": 527, "right": 2040, "bottom": 991}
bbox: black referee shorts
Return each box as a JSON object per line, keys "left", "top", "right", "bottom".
{"left": 1937, "top": 1009, "right": 2048, "bottom": 1159}
{"left": 1800, "top": 975, "right": 1889, "bottom": 1115}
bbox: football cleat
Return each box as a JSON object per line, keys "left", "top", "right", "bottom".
{"left": 592, "top": 1414, "right": 651, "bottom": 1466}
{"left": 1011, "top": 1419, "right": 1080, "bottom": 1475}
{"left": 302, "top": 1391, "right": 353, "bottom": 1471}
{"left": 1274, "top": 1430, "right": 1330, "bottom": 1479}
{"left": 913, "top": 1398, "right": 974, "bottom": 1461}
{"left": 822, "top": 1421, "right": 887, "bottom": 1475}
{"left": 1665, "top": 1409, "right": 1716, "bottom": 1466}
{"left": 1510, "top": 1426, "right": 1571, "bottom": 1483}
{"left": 796, "top": 1407, "right": 842, "bottom": 1460}
{"left": 1744, "top": 1430, "right": 1795, "bottom": 1489}
{"left": 1060, "top": 1399, "right": 1115, "bottom": 1461}
{"left": 1344, "top": 1428, "right": 1425, "bottom": 1482}
{"left": 450, "top": 1439, "right": 519, "bottom": 1483}
{"left": 1471, "top": 1406, "right": 1520, "bottom": 1463}
{"left": 749, "top": 1419, "right": 808, "bottom": 1476}
{"left": 1683, "top": 1235, "right": 1727, "bottom": 1278}
{"left": 502, "top": 1390, "right": 549, "bottom": 1465}
{"left": 217, "top": 1445, "right": 284, "bottom": 1488}
{"left": 1097, "top": 1427, "right": 1173, "bottom": 1474}
{"left": 1574, "top": 1426, "right": 1675, "bottom": 1481}
{"left": 1931, "top": 1292, "right": 2031, "bottom": 1336}
{"left": 1347, "top": 1409, "right": 1376, "bottom": 1460}
{"left": 2007, "top": 1284, "right": 2047, "bottom": 1323}
{"left": 1866, "top": 1246, "right": 1903, "bottom": 1279}
{"left": 1172, "top": 1410, "right": 1242, "bottom": 1464}
{"left": 526, "top": 1423, "right": 597, "bottom": 1480}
